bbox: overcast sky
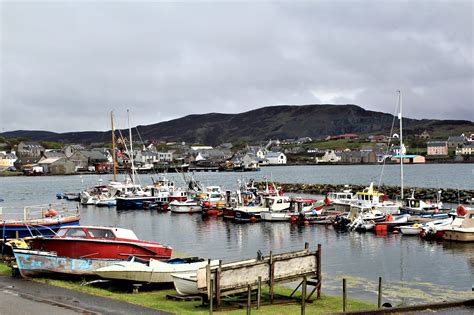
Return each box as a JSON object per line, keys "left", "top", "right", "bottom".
{"left": 1, "top": 0, "right": 473, "bottom": 132}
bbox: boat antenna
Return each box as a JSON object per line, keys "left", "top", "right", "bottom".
{"left": 378, "top": 95, "right": 398, "bottom": 190}
{"left": 111, "top": 110, "right": 117, "bottom": 182}
{"left": 128, "top": 109, "right": 136, "bottom": 185}
{"left": 398, "top": 90, "right": 404, "bottom": 200}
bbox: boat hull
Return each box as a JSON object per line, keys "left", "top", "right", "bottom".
{"left": 443, "top": 229, "right": 474, "bottom": 242}
{"left": 13, "top": 249, "right": 120, "bottom": 277}
{"left": 116, "top": 196, "right": 164, "bottom": 210}
{"left": 29, "top": 237, "right": 172, "bottom": 260}
{"left": 172, "top": 273, "right": 198, "bottom": 295}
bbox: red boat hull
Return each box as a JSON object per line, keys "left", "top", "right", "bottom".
{"left": 29, "top": 238, "right": 172, "bottom": 260}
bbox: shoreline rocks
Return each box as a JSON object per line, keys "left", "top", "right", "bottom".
{"left": 255, "top": 182, "right": 474, "bottom": 204}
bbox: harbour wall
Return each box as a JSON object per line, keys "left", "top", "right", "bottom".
{"left": 256, "top": 182, "right": 474, "bottom": 204}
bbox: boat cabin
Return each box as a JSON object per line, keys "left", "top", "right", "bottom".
{"left": 263, "top": 196, "right": 291, "bottom": 211}
{"left": 289, "top": 198, "right": 317, "bottom": 212}
{"left": 55, "top": 226, "right": 139, "bottom": 240}
{"left": 356, "top": 183, "right": 386, "bottom": 205}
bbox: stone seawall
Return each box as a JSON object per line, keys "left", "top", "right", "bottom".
{"left": 256, "top": 182, "right": 474, "bottom": 204}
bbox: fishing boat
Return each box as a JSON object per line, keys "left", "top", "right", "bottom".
{"left": 354, "top": 183, "right": 400, "bottom": 215}
{"left": 260, "top": 198, "right": 324, "bottom": 222}
{"left": 13, "top": 248, "right": 120, "bottom": 277}
{"left": 400, "top": 190, "right": 451, "bottom": 217}
{"left": 234, "top": 195, "right": 291, "bottom": 223}
{"left": 95, "top": 257, "right": 218, "bottom": 284}
{"left": 171, "top": 272, "right": 199, "bottom": 295}
{"left": 0, "top": 203, "right": 80, "bottom": 239}
{"left": 28, "top": 225, "right": 172, "bottom": 260}
{"left": 326, "top": 187, "right": 357, "bottom": 212}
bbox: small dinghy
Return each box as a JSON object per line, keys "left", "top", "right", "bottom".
{"left": 398, "top": 224, "right": 423, "bottom": 235}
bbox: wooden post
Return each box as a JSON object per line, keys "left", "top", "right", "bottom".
{"left": 216, "top": 260, "right": 222, "bottom": 310}
{"left": 301, "top": 276, "right": 307, "bottom": 315}
{"left": 378, "top": 277, "right": 382, "bottom": 308}
{"left": 206, "top": 260, "right": 211, "bottom": 300}
{"left": 342, "top": 278, "right": 347, "bottom": 312}
{"left": 247, "top": 284, "right": 252, "bottom": 315}
{"left": 269, "top": 251, "right": 274, "bottom": 304}
{"left": 209, "top": 279, "right": 214, "bottom": 315}
{"left": 317, "top": 244, "right": 322, "bottom": 299}
{"left": 257, "top": 276, "right": 262, "bottom": 310}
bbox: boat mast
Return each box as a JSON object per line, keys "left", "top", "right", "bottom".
{"left": 111, "top": 111, "right": 117, "bottom": 182}
{"left": 127, "top": 109, "right": 136, "bottom": 184}
{"left": 398, "top": 91, "right": 404, "bottom": 200}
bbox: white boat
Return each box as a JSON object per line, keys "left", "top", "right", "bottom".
{"left": 95, "top": 257, "right": 217, "bottom": 283}
{"left": 327, "top": 187, "right": 357, "bottom": 212}
{"left": 442, "top": 208, "right": 474, "bottom": 242}
{"left": 399, "top": 224, "right": 423, "bottom": 235}
{"left": 172, "top": 272, "right": 199, "bottom": 295}
{"left": 261, "top": 198, "right": 323, "bottom": 222}
{"left": 234, "top": 195, "right": 291, "bottom": 223}
{"left": 169, "top": 199, "right": 202, "bottom": 213}
{"left": 354, "top": 183, "right": 401, "bottom": 215}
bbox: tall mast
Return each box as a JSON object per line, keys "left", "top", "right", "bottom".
{"left": 398, "top": 91, "right": 404, "bottom": 200}
{"left": 127, "top": 109, "right": 136, "bottom": 184}
{"left": 111, "top": 110, "right": 117, "bottom": 182}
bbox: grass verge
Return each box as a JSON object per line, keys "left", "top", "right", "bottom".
{"left": 0, "top": 261, "right": 374, "bottom": 314}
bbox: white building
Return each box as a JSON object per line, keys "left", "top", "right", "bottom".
{"left": 315, "top": 150, "right": 340, "bottom": 164}
{"left": 265, "top": 152, "right": 287, "bottom": 165}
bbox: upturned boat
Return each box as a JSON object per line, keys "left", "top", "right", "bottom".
{"left": 28, "top": 225, "right": 172, "bottom": 260}
{"left": 95, "top": 257, "right": 218, "bottom": 284}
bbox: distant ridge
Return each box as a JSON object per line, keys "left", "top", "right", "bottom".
{"left": 1, "top": 104, "right": 473, "bottom": 145}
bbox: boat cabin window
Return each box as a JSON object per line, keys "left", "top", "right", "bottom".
{"left": 87, "top": 228, "right": 115, "bottom": 239}
{"left": 64, "top": 228, "right": 87, "bottom": 238}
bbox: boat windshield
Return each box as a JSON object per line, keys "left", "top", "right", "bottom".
{"left": 87, "top": 228, "right": 116, "bottom": 239}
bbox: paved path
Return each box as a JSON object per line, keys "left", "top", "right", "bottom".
{"left": 0, "top": 275, "right": 172, "bottom": 315}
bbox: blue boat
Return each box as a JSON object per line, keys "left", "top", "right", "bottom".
{"left": 1, "top": 203, "right": 80, "bottom": 239}
{"left": 13, "top": 248, "right": 120, "bottom": 277}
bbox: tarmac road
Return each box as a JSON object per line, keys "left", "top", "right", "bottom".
{"left": 0, "top": 275, "right": 171, "bottom": 315}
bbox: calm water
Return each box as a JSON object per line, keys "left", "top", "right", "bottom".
{"left": 1, "top": 165, "right": 473, "bottom": 305}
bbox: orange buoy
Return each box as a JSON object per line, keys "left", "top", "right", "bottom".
{"left": 45, "top": 208, "right": 58, "bottom": 217}
{"left": 304, "top": 220, "right": 310, "bottom": 225}
{"left": 250, "top": 216, "right": 257, "bottom": 223}
{"left": 456, "top": 205, "right": 467, "bottom": 217}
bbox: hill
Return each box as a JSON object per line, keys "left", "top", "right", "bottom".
{"left": 1, "top": 104, "right": 473, "bottom": 145}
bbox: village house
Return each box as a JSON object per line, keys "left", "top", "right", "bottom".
{"left": 456, "top": 143, "right": 474, "bottom": 156}
{"left": 16, "top": 142, "right": 45, "bottom": 165}
{"left": 315, "top": 150, "right": 340, "bottom": 164}
{"left": 368, "top": 135, "right": 387, "bottom": 143}
{"left": 418, "top": 130, "right": 431, "bottom": 140}
{"left": 447, "top": 135, "right": 466, "bottom": 148}
{"left": 63, "top": 144, "right": 86, "bottom": 158}
{"left": 265, "top": 152, "right": 287, "bottom": 165}
{"left": 427, "top": 141, "right": 448, "bottom": 156}
{"left": 37, "top": 156, "right": 76, "bottom": 175}
{"left": 69, "top": 150, "right": 109, "bottom": 171}
{"left": 331, "top": 133, "right": 359, "bottom": 140}
{"left": 0, "top": 151, "right": 17, "bottom": 171}
{"left": 340, "top": 151, "right": 377, "bottom": 164}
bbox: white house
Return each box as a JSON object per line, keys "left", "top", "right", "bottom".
{"left": 265, "top": 152, "right": 287, "bottom": 165}
{"left": 315, "top": 150, "right": 340, "bottom": 164}
{"left": 0, "top": 151, "right": 17, "bottom": 170}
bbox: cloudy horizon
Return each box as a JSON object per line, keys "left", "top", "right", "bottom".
{"left": 1, "top": 0, "right": 473, "bottom": 133}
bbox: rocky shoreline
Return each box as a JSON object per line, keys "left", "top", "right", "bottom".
{"left": 256, "top": 182, "right": 474, "bottom": 204}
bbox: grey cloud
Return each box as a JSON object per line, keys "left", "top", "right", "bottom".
{"left": 1, "top": 0, "right": 472, "bottom": 133}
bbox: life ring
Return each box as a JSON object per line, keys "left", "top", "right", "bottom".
{"left": 456, "top": 205, "right": 467, "bottom": 217}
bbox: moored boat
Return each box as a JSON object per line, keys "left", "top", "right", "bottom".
{"left": 442, "top": 207, "right": 474, "bottom": 242}
{"left": 172, "top": 272, "right": 199, "bottom": 295}
{"left": 0, "top": 203, "right": 80, "bottom": 239}
{"left": 169, "top": 199, "right": 202, "bottom": 213}
{"left": 28, "top": 225, "right": 172, "bottom": 260}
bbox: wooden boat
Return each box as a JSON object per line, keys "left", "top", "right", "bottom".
{"left": 169, "top": 199, "right": 202, "bottom": 213}
{"left": 28, "top": 225, "right": 172, "bottom": 260}
{"left": 172, "top": 272, "right": 199, "bottom": 295}
{"left": 95, "top": 257, "right": 218, "bottom": 284}
{"left": 13, "top": 248, "right": 120, "bottom": 277}
{"left": 442, "top": 208, "right": 474, "bottom": 242}
{"left": 0, "top": 203, "right": 80, "bottom": 239}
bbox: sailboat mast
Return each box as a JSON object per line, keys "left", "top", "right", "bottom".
{"left": 398, "top": 91, "right": 404, "bottom": 200}
{"left": 111, "top": 111, "right": 117, "bottom": 182}
{"left": 127, "top": 109, "right": 136, "bottom": 184}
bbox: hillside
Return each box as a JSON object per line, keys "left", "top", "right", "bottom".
{"left": 1, "top": 104, "right": 473, "bottom": 145}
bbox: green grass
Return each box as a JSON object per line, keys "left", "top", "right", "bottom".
{"left": 0, "top": 260, "right": 375, "bottom": 314}
{"left": 29, "top": 277, "right": 374, "bottom": 314}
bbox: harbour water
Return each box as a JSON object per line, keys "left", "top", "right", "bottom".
{"left": 1, "top": 164, "right": 473, "bottom": 305}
